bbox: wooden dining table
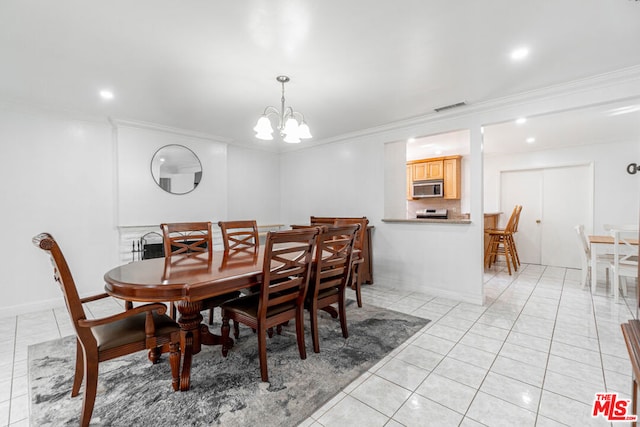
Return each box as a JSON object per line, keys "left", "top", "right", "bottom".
{"left": 104, "top": 248, "right": 263, "bottom": 391}
{"left": 588, "top": 234, "right": 639, "bottom": 293}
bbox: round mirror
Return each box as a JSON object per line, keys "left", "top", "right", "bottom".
{"left": 150, "top": 144, "right": 202, "bottom": 194}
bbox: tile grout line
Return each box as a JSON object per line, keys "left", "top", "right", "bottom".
{"left": 531, "top": 266, "right": 564, "bottom": 426}
{"left": 460, "top": 264, "right": 550, "bottom": 425}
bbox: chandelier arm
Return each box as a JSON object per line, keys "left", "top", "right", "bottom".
{"left": 261, "top": 106, "right": 280, "bottom": 116}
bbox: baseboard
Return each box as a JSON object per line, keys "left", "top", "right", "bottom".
{"left": 0, "top": 297, "right": 64, "bottom": 319}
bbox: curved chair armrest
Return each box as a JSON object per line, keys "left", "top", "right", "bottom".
{"left": 79, "top": 293, "right": 110, "bottom": 304}
{"left": 78, "top": 302, "right": 168, "bottom": 328}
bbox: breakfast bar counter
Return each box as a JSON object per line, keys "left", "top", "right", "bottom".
{"left": 382, "top": 218, "right": 472, "bottom": 224}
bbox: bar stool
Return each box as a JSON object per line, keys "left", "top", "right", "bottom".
{"left": 485, "top": 205, "right": 521, "bottom": 275}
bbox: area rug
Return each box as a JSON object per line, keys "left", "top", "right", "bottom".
{"left": 29, "top": 300, "right": 429, "bottom": 426}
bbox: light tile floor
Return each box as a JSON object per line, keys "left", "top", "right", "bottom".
{"left": 1, "top": 263, "right": 637, "bottom": 426}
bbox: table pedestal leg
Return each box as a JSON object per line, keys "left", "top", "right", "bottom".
{"left": 175, "top": 300, "right": 234, "bottom": 391}
{"left": 176, "top": 301, "right": 202, "bottom": 391}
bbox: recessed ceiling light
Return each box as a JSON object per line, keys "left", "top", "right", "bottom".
{"left": 516, "top": 117, "right": 527, "bottom": 125}
{"left": 526, "top": 137, "right": 536, "bottom": 144}
{"left": 99, "top": 90, "right": 114, "bottom": 100}
{"left": 511, "top": 47, "right": 529, "bottom": 61}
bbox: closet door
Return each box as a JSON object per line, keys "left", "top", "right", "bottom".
{"left": 500, "top": 169, "right": 543, "bottom": 265}
{"left": 500, "top": 164, "right": 592, "bottom": 268}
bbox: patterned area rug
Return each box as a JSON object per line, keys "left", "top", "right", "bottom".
{"left": 29, "top": 300, "right": 429, "bottom": 426}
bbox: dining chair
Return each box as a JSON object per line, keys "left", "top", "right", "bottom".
{"left": 306, "top": 224, "right": 359, "bottom": 353}
{"left": 607, "top": 224, "right": 639, "bottom": 302}
{"left": 510, "top": 205, "right": 523, "bottom": 267}
{"left": 33, "top": 233, "right": 183, "bottom": 427}
{"left": 574, "top": 224, "right": 612, "bottom": 292}
{"left": 220, "top": 227, "right": 320, "bottom": 382}
{"left": 218, "top": 220, "right": 260, "bottom": 251}
{"left": 485, "top": 205, "right": 521, "bottom": 275}
{"left": 161, "top": 222, "right": 240, "bottom": 324}
{"left": 621, "top": 319, "right": 640, "bottom": 424}
{"left": 332, "top": 217, "right": 369, "bottom": 307}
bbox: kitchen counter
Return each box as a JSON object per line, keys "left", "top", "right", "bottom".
{"left": 382, "top": 218, "right": 471, "bottom": 224}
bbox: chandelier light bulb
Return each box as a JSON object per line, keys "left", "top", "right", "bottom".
{"left": 283, "top": 133, "right": 301, "bottom": 143}
{"left": 255, "top": 131, "right": 274, "bottom": 140}
{"left": 297, "top": 122, "right": 312, "bottom": 139}
{"left": 253, "top": 116, "right": 273, "bottom": 134}
{"left": 283, "top": 117, "right": 299, "bottom": 135}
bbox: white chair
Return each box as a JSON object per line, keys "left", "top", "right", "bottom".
{"left": 574, "top": 224, "right": 612, "bottom": 292}
{"left": 607, "top": 225, "right": 639, "bottom": 303}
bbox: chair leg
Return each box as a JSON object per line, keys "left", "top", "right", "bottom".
{"left": 354, "top": 265, "right": 363, "bottom": 308}
{"left": 338, "top": 297, "right": 349, "bottom": 339}
{"left": 169, "top": 302, "right": 177, "bottom": 320}
{"left": 208, "top": 308, "right": 214, "bottom": 325}
{"left": 632, "top": 377, "right": 638, "bottom": 427}
{"left": 221, "top": 315, "right": 231, "bottom": 357}
{"left": 258, "top": 327, "right": 269, "bottom": 382}
{"left": 502, "top": 238, "right": 512, "bottom": 275}
{"left": 169, "top": 337, "right": 181, "bottom": 392}
{"left": 147, "top": 347, "right": 161, "bottom": 364}
{"left": 233, "top": 321, "right": 240, "bottom": 339}
{"left": 295, "top": 307, "right": 307, "bottom": 361}
{"left": 72, "top": 339, "right": 84, "bottom": 397}
{"left": 80, "top": 351, "right": 99, "bottom": 427}
{"left": 309, "top": 303, "right": 320, "bottom": 353}
{"left": 504, "top": 237, "right": 516, "bottom": 273}
{"left": 484, "top": 235, "right": 498, "bottom": 268}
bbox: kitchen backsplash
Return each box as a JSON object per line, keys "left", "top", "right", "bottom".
{"left": 407, "top": 198, "right": 465, "bottom": 219}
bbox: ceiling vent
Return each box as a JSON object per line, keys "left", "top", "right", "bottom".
{"left": 434, "top": 101, "right": 467, "bottom": 112}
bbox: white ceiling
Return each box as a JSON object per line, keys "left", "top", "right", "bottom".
{"left": 406, "top": 100, "right": 640, "bottom": 159}
{"left": 1, "top": 1, "right": 640, "bottom": 151}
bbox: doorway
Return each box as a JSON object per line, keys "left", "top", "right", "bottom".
{"left": 500, "top": 164, "right": 593, "bottom": 268}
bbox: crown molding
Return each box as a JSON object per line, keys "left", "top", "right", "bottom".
{"left": 109, "top": 117, "right": 233, "bottom": 144}
{"left": 282, "top": 65, "right": 640, "bottom": 152}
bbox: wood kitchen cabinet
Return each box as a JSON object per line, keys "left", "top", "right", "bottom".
{"left": 443, "top": 156, "right": 461, "bottom": 199}
{"left": 412, "top": 160, "right": 443, "bottom": 181}
{"left": 407, "top": 155, "right": 461, "bottom": 200}
{"left": 406, "top": 165, "right": 413, "bottom": 200}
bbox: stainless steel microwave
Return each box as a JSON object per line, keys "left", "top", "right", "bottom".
{"left": 412, "top": 180, "right": 443, "bottom": 198}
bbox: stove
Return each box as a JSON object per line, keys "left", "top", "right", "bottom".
{"left": 416, "top": 208, "right": 448, "bottom": 219}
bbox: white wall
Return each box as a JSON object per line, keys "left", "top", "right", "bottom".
{"left": 279, "top": 139, "right": 384, "bottom": 226}
{"left": 226, "top": 145, "right": 281, "bottom": 224}
{"left": 484, "top": 140, "right": 640, "bottom": 234}
{"left": 0, "top": 106, "right": 118, "bottom": 314}
{"left": 116, "top": 124, "right": 228, "bottom": 225}
{"left": 0, "top": 108, "right": 283, "bottom": 315}
{"left": 279, "top": 132, "right": 484, "bottom": 305}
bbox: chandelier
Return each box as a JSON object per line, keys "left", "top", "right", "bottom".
{"left": 253, "top": 75, "right": 312, "bottom": 143}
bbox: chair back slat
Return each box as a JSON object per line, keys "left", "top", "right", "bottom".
{"left": 311, "top": 224, "right": 359, "bottom": 298}
{"left": 574, "top": 224, "right": 591, "bottom": 263}
{"left": 504, "top": 205, "right": 520, "bottom": 233}
{"left": 610, "top": 226, "right": 640, "bottom": 266}
{"left": 258, "top": 228, "right": 319, "bottom": 315}
{"left": 161, "top": 222, "right": 213, "bottom": 257}
{"left": 512, "top": 205, "right": 523, "bottom": 233}
{"left": 218, "top": 220, "right": 259, "bottom": 251}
